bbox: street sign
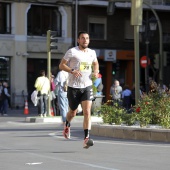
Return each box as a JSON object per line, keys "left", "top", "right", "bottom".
{"left": 140, "top": 56, "right": 150, "bottom": 68}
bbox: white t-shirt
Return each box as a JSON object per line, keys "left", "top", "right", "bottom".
{"left": 64, "top": 46, "right": 97, "bottom": 88}
{"left": 55, "top": 71, "right": 68, "bottom": 92}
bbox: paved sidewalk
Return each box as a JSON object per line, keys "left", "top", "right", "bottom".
{"left": 1, "top": 102, "right": 102, "bottom": 123}
{"left": 0, "top": 103, "right": 38, "bottom": 123}
{"left": 2, "top": 102, "right": 169, "bottom": 143}
{"left": 1, "top": 102, "right": 39, "bottom": 118}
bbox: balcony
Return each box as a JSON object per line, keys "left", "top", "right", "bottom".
{"left": 78, "top": 0, "right": 170, "bottom": 11}
{"left": 145, "top": 0, "right": 170, "bottom": 5}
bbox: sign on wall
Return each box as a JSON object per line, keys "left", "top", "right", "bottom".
{"left": 104, "top": 50, "right": 116, "bottom": 62}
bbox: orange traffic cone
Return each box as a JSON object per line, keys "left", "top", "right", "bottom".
{"left": 24, "top": 100, "right": 29, "bottom": 115}
{"left": 51, "top": 108, "right": 54, "bottom": 116}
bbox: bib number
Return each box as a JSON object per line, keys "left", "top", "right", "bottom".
{"left": 80, "top": 62, "right": 92, "bottom": 72}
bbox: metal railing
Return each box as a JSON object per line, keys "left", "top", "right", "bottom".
{"left": 143, "top": 0, "right": 170, "bottom": 5}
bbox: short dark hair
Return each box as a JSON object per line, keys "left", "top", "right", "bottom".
{"left": 78, "top": 31, "right": 89, "bottom": 38}
{"left": 40, "top": 70, "right": 45, "bottom": 76}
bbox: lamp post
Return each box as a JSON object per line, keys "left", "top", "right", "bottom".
{"left": 140, "top": 13, "right": 158, "bottom": 93}
{"left": 107, "top": 0, "right": 143, "bottom": 105}
{"left": 107, "top": 0, "right": 163, "bottom": 102}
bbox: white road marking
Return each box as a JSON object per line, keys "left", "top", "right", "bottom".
{"left": 28, "top": 152, "right": 118, "bottom": 170}
{"left": 0, "top": 145, "right": 118, "bottom": 170}
{"left": 26, "top": 162, "right": 43, "bottom": 165}
{"left": 49, "top": 131, "right": 170, "bottom": 148}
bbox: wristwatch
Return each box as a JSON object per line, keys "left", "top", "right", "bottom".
{"left": 71, "top": 69, "right": 74, "bottom": 74}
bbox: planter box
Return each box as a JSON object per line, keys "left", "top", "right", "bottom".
{"left": 91, "top": 124, "right": 170, "bottom": 143}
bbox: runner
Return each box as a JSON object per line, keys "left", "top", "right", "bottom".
{"left": 59, "top": 31, "right": 99, "bottom": 148}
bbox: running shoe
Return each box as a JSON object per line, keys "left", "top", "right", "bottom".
{"left": 83, "top": 138, "right": 94, "bottom": 149}
{"left": 63, "top": 126, "right": 70, "bottom": 139}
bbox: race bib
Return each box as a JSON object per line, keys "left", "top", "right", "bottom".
{"left": 79, "top": 62, "right": 92, "bottom": 72}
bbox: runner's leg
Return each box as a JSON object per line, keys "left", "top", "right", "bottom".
{"left": 82, "top": 100, "right": 92, "bottom": 134}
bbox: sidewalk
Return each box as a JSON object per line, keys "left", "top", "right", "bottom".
{"left": 3, "top": 102, "right": 103, "bottom": 123}
{"left": 3, "top": 102, "right": 170, "bottom": 143}
{"left": 3, "top": 102, "right": 39, "bottom": 117}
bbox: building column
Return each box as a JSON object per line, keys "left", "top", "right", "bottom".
{"left": 10, "top": 3, "right": 30, "bottom": 107}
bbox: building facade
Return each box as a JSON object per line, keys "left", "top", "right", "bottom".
{"left": 0, "top": 0, "right": 73, "bottom": 107}
{"left": 0, "top": 0, "right": 170, "bottom": 106}
{"left": 73, "top": 0, "right": 170, "bottom": 100}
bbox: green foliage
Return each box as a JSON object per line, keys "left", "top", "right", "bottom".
{"left": 134, "top": 91, "right": 170, "bottom": 128}
{"left": 92, "top": 75, "right": 97, "bottom": 95}
{"left": 98, "top": 90, "right": 170, "bottom": 128}
{"left": 99, "top": 101, "right": 127, "bottom": 125}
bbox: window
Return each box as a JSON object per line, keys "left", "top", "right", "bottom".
{"left": 124, "top": 19, "right": 134, "bottom": 41}
{"left": 88, "top": 16, "right": 106, "bottom": 40}
{"left": 0, "top": 3, "right": 11, "bottom": 34}
{"left": 0, "top": 57, "right": 10, "bottom": 82}
{"left": 27, "top": 5, "right": 61, "bottom": 36}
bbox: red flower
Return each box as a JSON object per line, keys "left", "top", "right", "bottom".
{"left": 136, "top": 107, "right": 140, "bottom": 113}
{"left": 145, "top": 102, "right": 149, "bottom": 105}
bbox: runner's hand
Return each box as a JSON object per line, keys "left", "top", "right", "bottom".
{"left": 72, "top": 70, "right": 82, "bottom": 78}
{"left": 92, "top": 72, "right": 98, "bottom": 78}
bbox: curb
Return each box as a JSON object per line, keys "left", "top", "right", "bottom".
{"left": 25, "top": 116, "right": 103, "bottom": 123}
{"left": 91, "top": 124, "right": 170, "bottom": 143}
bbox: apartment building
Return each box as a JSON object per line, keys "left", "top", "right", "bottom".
{"left": 0, "top": 0, "right": 73, "bottom": 107}
{"left": 0, "top": 0, "right": 170, "bottom": 106}
{"left": 74, "top": 0, "right": 170, "bottom": 100}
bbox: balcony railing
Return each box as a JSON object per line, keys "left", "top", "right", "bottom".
{"left": 144, "top": 0, "right": 170, "bottom": 5}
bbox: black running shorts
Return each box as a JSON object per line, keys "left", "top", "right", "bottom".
{"left": 67, "top": 85, "right": 93, "bottom": 111}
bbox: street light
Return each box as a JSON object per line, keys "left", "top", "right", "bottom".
{"left": 139, "top": 14, "right": 157, "bottom": 93}
{"left": 107, "top": 0, "right": 143, "bottom": 105}
{"left": 107, "top": 0, "right": 163, "bottom": 102}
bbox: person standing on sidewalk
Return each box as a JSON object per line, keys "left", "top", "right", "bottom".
{"left": 110, "top": 80, "right": 122, "bottom": 106}
{"left": 55, "top": 70, "right": 69, "bottom": 125}
{"left": 50, "top": 74, "right": 57, "bottom": 116}
{"left": 59, "top": 31, "right": 99, "bottom": 148}
{"left": 0, "top": 82, "right": 10, "bottom": 116}
{"left": 34, "top": 70, "right": 50, "bottom": 117}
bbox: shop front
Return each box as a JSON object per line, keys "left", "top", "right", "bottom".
{"left": 94, "top": 49, "right": 135, "bottom": 102}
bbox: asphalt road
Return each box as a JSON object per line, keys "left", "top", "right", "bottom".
{"left": 0, "top": 115, "right": 170, "bottom": 170}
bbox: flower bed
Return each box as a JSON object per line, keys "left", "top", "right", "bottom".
{"left": 97, "top": 86, "right": 170, "bottom": 129}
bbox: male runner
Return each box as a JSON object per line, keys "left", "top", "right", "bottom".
{"left": 59, "top": 31, "right": 99, "bottom": 148}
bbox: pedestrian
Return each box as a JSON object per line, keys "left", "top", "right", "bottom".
{"left": 0, "top": 82, "right": 3, "bottom": 93}
{"left": 53, "top": 79, "right": 60, "bottom": 116}
{"left": 0, "top": 81, "right": 3, "bottom": 112}
{"left": 55, "top": 70, "right": 69, "bottom": 125}
{"left": 59, "top": 31, "right": 99, "bottom": 148}
{"left": 121, "top": 84, "right": 132, "bottom": 111}
{"left": 93, "top": 73, "right": 103, "bottom": 96}
{"left": 50, "top": 74, "right": 57, "bottom": 116}
{"left": 34, "top": 70, "right": 50, "bottom": 117}
{"left": 110, "top": 80, "right": 122, "bottom": 106}
{"left": 0, "top": 82, "right": 10, "bottom": 116}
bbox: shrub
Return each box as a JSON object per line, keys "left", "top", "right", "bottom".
{"left": 99, "top": 100, "right": 127, "bottom": 125}
{"left": 98, "top": 88, "right": 170, "bottom": 128}
{"left": 133, "top": 91, "right": 170, "bottom": 128}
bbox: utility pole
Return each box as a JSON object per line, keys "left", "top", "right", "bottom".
{"left": 47, "top": 30, "right": 58, "bottom": 116}
{"left": 131, "top": 0, "right": 143, "bottom": 104}
{"left": 108, "top": 0, "right": 143, "bottom": 104}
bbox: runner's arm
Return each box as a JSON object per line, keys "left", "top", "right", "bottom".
{"left": 92, "top": 60, "right": 99, "bottom": 78}
{"left": 59, "top": 58, "right": 72, "bottom": 73}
